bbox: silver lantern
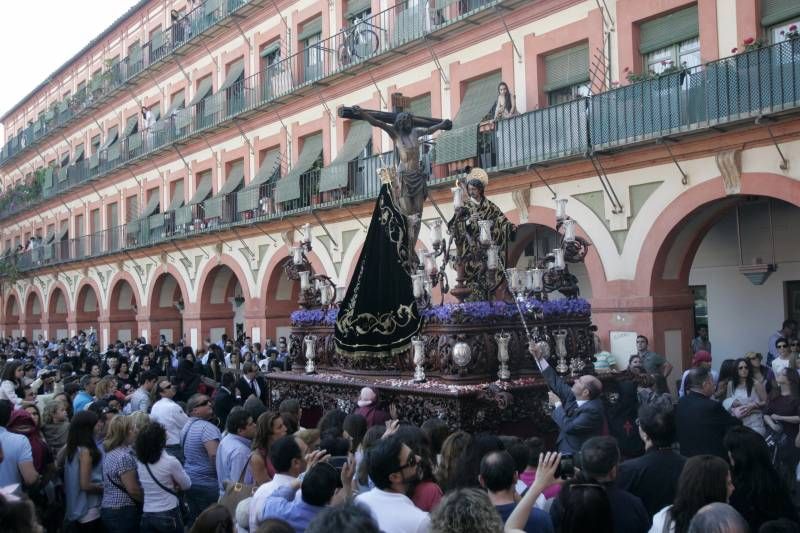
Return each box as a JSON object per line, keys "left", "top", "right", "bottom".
{"left": 495, "top": 332, "right": 511, "bottom": 381}
{"left": 304, "top": 335, "right": 317, "bottom": 374}
{"left": 412, "top": 336, "right": 426, "bottom": 383}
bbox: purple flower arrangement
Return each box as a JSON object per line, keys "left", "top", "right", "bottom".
{"left": 422, "top": 297, "right": 590, "bottom": 324}
{"left": 290, "top": 308, "right": 338, "bottom": 327}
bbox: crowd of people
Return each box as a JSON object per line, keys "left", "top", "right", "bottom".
{"left": 0, "top": 324, "right": 798, "bottom": 533}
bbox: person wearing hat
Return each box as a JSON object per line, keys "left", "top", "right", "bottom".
{"left": 679, "top": 351, "right": 716, "bottom": 397}
{"left": 354, "top": 387, "right": 389, "bottom": 428}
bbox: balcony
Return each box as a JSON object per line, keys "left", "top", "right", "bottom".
{"left": 0, "top": 0, "right": 264, "bottom": 168}
{"left": 0, "top": 0, "right": 504, "bottom": 221}
{"left": 3, "top": 31, "right": 800, "bottom": 269}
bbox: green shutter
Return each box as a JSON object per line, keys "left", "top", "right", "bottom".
{"left": 187, "top": 77, "right": 213, "bottom": 107}
{"left": 435, "top": 71, "right": 501, "bottom": 164}
{"left": 217, "top": 160, "right": 245, "bottom": 195}
{"left": 275, "top": 133, "right": 322, "bottom": 202}
{"left": 237, "top": 149, "right": 280, "bottom": 211}
{"left": 205, "top": 0, "right": 223, "bottom": 17}
{"left": 150, "top": 28, "right": 165, "bottom": 51}
{"left": 43, "top": 167, "right": 54, "bottom": 189}
{"left": 346, "top": 0, "right": 371, "bottom": 18}
{"left": 129, "top": 42, "right": 142, "bottom": 64}
{"left": 319, "top": 120, "right": 372, "bottom": 192}
{"left": 204, "top": 196, "right": 224, "bottom": 219}
{"left": 128, "top": 133, "right": 142, "bottom": 151}
{"left": 89, "top": 153, "right": 100, "bottom": 169}
{"left": 166, "top": 92, "right": 185, "bottom": 115}
{"left": 141, "top": 192, "right": 160, "bottom": 218}
{"left": 298, "top": 18, "right": 323, "bottom": 41}
{"left": 260, "top": 42, "right": 280, "bottom": 58}
{"left": 639, "top": 6, "right": 699, "bottom": 54}
{"left": 203, "top": 93, "right": 223, "bottom": 117}
{"left": 221, "top": 59, "right": 245, "bottom": 89}
{"left": 124, "top": 115, "right": 139, "bottom": 137}
{"left": 407, "top": 94, "right": 432, "bottom": 117}
{"left": 168, "top": 180, "right": 185, "bottom": 211}
{"left": 762, "top": 0, "right": 800, "bottom": 26}
{"left": 188, "top": 172, "right": 213, "bottom": 205}
{"left": 544, "top": 44, "right": 590, "bottom": 92}
{"left": 72, "top": 144, "right": 85, "bottom": 163}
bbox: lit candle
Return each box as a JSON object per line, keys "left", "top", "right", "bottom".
{"left": 487, "top": 245, "right": 499, "bottom": 270}
{"left": 477, "top": 220, "right": 493, "bottom": 245}
{"left": 555, "top": 198, "right": 568, "bottom": 220}
{"left": 524, "top": 269, "right": 534, "bottom": 291}
{"left": 553, "top": 248, "right": 565, "bottom": 270}
{"left": 412, "top": 273, "right": 425, "bottom": 298}
{"left": 505, "top": 267, "right": 520, "bottom": 292}
{"left": 451, "top": 186, "right": 463, "bottom": 209}
{"left": 416, "top": 248, "right": 425, "bottom": 268}
{"left": 531, "top": 268, "right": 544, "bottom": 291}
{"left": 424, "top": 252, "right": 438, "bottom": 275}
{"left": 292, "top": 246, "right": 303, "bottom": 265}
{"left": 299, "top": 270, "right": 310, "bottom": 290}
{"left": 336, "top": 285, "right": 346, "bottom": 303}
{"left": 430, "top": 219, "right": 443, "bottom": 243}
{"left": 320, "top": 283, "right": 331, "bottom": 305}
{"left": 563, "top": 218, "right": 576, "bottom": 242}
{"left": 301, "top": 223, "right": 312, "bottom": 244}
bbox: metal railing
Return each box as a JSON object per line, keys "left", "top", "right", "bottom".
{"left": 0, "top": 0, "right": 251, "bottom": 167}
{"left": 9, "top": 151, "right": 397, "bottom": 272}
{"left": 2, "top": 31, "right": 800, "bottom": 243}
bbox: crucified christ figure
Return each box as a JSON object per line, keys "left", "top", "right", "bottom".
{"left": 348, "top": 105, "right": 451, "bottom": 255}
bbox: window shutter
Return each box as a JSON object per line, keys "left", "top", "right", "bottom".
{"left": 639, "top": 5, "right": 699, "bottom": 54}
{"left": 260, "top": 42, "right": 281, "bottom": 58}
{"left": 408, "top": 94, "right": 432, "bottom": 118}
{"left": 275, "top": 133, "right": 322, "bottom": 202}
{"left": 319, "top": 120, "right": 373, "bottom": 192}
{"left": 150, "top": 28, "right": 165, "bottom": 51}
{"left": 298, "top": 18, "right": 323, "bottom": 41}
{"left": 188, "top": 171, "right": 213, "bottom": 205}
{"left": 218, "top": 160, "right": 245, "bottom": 195}
{"left": 544, "top": 44, "right": 590, "bottom": 92}
{"left": 168, "top": 181, "right": 185, "bottom": 211}
{"left": 346, "top": 0, "right": 371, "bottom": 19}
{"left": 761, "top": 0, "right": 800, "bottom": 26}
{"left": 187, "top": 77, "right": 213, "bottom": 107}
{"left": 221, "top": 59, "right": 245, "bottom": 89}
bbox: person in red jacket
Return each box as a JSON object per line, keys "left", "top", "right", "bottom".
{"left": 353, "top": 387, "right": 389, "bottom": 428}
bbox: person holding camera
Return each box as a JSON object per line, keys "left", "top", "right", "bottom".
{"left": 549, "top": 436, "right": 650, "bottom": 533}
{"left": 529, "top": 342, "right": 605, "bottom": 455}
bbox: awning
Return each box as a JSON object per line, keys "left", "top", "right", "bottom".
{"left": 221, "top": 59, "right": 245, "bottom": 90}
{"left": 175, "top": 205, "right": 192, "bottom": 227}
{"left": 544, "top": 44, "right": 589, "bottom": 92}
{"left": 89, "top": 153, "right": 100, "bottom": 169}
{"left": 72, "top": 144, "right": 85, "bottom": 164}
{"left": 237, "top": 149, "right": 280, "bottom": 212}
{"left": 217, "top": 160, "right": 245, "bottom": 196}
{"left": 44, "top": 229, "right": 55, "bottom": 244}
{"left": 187, "top": 77, "right": 213, "bottom": 107}
{"left": 260, "top": 42, "right": 280, "bottom": 58}
{"left": 203, "top": 92, "right": 224, "bottom": 117}
{"left": 205, "top": 0, "right": 222, "bottom": 17}
{"left": 128, "top": 131, "right": 142, "bottom": 151}
{"left": 435, "top": 71, "right": 500, "bottom": 164}
{"left": 166, "top": 92, "right": 185, "bottom": 116}
{"left": 762, "top": 0, "right": 800, "bottom": 26}
{"left": 319, "top": 120, "right": 372, "bottom": 192}
{"left": 345, "top": 0, "right": 370, "bottom": 18}
{"left": 56, "top": 225, "right": 69, "bottom": 241}
{"left": 123, "top": 115, "right": 139, "bottom": 137}
{"left": 150, "top": 28, "right": 165, "bottom": 52}
{"left": 407, "top": 94, "right": 431, "bottom": 117}
{"left": 107, "top": 142, "right": 120, "bottom": 161}
{"left": 188, "top": 172, "right": 213, "bottom": 205}
{"left": 43, "top": 167, "right": 54, "bottom": 189}
{"left": 275, "top": 133, "right": 322, "bottom": 203}
{"left": 639, "top": 5, "right": 698, "bottom": 54}
{"left": 142, "top": 192, "right": 160, "bottom": 218}
{"left": 298, "top": 18, "right": 323, "bottom": 41}
{"left": 99, "top": 127, "right": 119, "bottom": 150}
{"left": 167, "top": 180, "right": 185, "bottom": 211}
{"left": 59, "top": 152, "right": 70, "bottom": 167}
{"left": 128, "top": 43, "right": 142, "bottom": 65}
{"left": 149, "top": 213, "right": 165, "bottom": 229}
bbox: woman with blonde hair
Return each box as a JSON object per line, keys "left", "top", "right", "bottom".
{"left": 101, "top": 415, "right": 143, "bottom": 533}
{"left": 94, "top": 376, "right": 118, "bottom": 401}
{"left": 128, "top": 411, "right": 150, "bottom": 434}
{"left": 430, "top": 488, "right": 503, "bottom": 533}
{"left": 42, "top": 399, "right": 70, "bottom": 457}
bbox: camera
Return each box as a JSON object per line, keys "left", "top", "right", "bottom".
{"left": 555, "top": 454, "right": 575, "bottom": 480}
{"left": 328, "top": 456, "right": 349, "bottom": 472}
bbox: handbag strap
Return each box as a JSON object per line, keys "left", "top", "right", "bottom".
{"left": 237, "top": 455, "right": 252, "bottom": 483}
{"left": 106, "top": 472, "right": 132, "bottom": 498}
{"left": 143, "top": 462, "right": 179, "bottom": 498}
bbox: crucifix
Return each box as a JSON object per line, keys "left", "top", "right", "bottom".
{"left": 338, "top": 101, "right": 451, "bottom": 257}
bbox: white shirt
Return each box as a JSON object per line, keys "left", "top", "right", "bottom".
{"left": 355, "top": 488, "right": 430, "bottom": 533}
{"left": 0, "top": 380, "right": 23, "bottom": 407}
{"left": 249, "top": 473, "right": 296, "bottom": 533}
{"left": 150, "top": 397, "right": 189, "bottom": 445}
{"left": 649, "top": 505, "right": 675, "bottom": 533}
{"left": 773, "top": 357, "right": 791, "bottom": 377}
{"left": 137, "top": 451, "right": 191, "bottom": 513}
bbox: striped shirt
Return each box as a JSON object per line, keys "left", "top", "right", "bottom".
{"left": 101, "top": 446, "right": 138, "bottom": 509}
{"left": 180, "top": 418, "right": 221, "bottom": 488}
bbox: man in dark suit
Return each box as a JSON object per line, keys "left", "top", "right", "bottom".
{"left": 530, "top": 342, "right": 605, "bottom": 455}
{"left": 236, "top": 362, "right": 269, "bottom": 405}
{"left": 676, "top": 366, "right": 741, "bottom": 458}
{"left": 617, "top": 403, "right": 686, "bottom": 515}
{"left": 213, "top": 372, "right": 240, "bottom": 429}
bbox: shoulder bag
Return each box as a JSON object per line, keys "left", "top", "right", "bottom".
{"left": 218, "top": 455, "right": 255, "bottom": 516}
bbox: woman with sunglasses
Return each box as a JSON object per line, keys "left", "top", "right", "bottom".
{"left": 180, "top": 394, "right": 221, "bottom": 528}
{"left": 771, "top": 337, "right": 796, "bottom": 376}
{"left": 744, "top": 352, "right": 773, "bottom": 397}
{"left": 149, "top": 380, "right": 189, "bottom": 463}
{"left": 724, "top": 358, "right": 767, "bottom": 436}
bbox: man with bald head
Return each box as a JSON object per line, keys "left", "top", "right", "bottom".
{"left": 530, "top": 342, "right": 605, "bottom": 455}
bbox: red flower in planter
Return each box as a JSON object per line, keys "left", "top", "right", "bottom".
{"left": 743, "top": 37, "right": 755, "bottom": 45}
{"left": 731, "top": 47, "right": 738, "bottom": 53}
{"left": 790, "top": 24, "right": 798, "bottom": 32}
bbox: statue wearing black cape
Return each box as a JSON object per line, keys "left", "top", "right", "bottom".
{"left": 334, "top": 107, "right": 451, "bottom": 359}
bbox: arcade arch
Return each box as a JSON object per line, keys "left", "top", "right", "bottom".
{"left": 75, "top": 283, "right": 101, "bottom": 336}
{"left": 108, "top": 278, "right": 139, "bottom": 343}
{"left": 148, "top": 272, "right": 187, "bottom": 344}
{"left": 47, "top": 286, "right": 70, "bottom": 340}
{"left": 197, "top": 264, "right": 247, "bottom": 344}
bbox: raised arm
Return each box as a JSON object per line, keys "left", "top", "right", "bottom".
{"left": 422, "top": 119, "right": 452, "bottom": 136}
{"left": 351, "top": 106, "right": 397, "bottom": 137}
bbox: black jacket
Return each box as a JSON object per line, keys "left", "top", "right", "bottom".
{"left": 542, "top": 365, "right": 605, "bottom": 455}
{"left": 213, "top": 386, "right": 240, "bottom": 428}
{"left": 551, "top": 482, "right": 651, "bottom": 533}
{"left": 616, "top": 447, "right": 687, "bottom": 515}
{"left": 236, "top": 375, "right": 268, "bottom": 405}
{"left": 676, "top": 391, "right": 741, "bottom": 458}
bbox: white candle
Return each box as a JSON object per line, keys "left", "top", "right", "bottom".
{"left": 301, "top": 223, "right": 312, "bottom": 244}
{"left": 553, "top": 248, "right": 565, "bottom": 270}
{"left": 412, "top": 273, "right": 425, "bottom": 298}
{"left": 299, "top": 270, "right": 310, "bottom": 290}
{"left": 336, "top": 285, "right": 346, "bottom": 303}
{"left": 505, "top": 267, "right": 520, "bottom": 292}
{"left": 487, "top": 245, "right": 499, "bottom": 270}
{"left": 424, "top": 252, "right": 438, "bottom": 275}
{"left": 531, "top": 268, "right": 544, "bottom": 291}
{"left": 563, "top": 218, "right": 576, "bottom": 242}
{"left": 451, "top": 186, "right": 463, "bottom": 209}
{"left": 555, "top": 198, "right": 568, "bottom": 220}
{"left": 430, "top": 219, "right": 443, "bottom": 243}
{"left": 292, "top": 246, "right": 303, "bottom": 265}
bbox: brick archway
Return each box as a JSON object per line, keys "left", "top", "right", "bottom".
{"left": 74, "top": 281, "right": 102, "bottom": 338}
{"left": 107, "top": 275, "right": 140, "bottom": 344}
{"left": 146, "top": 271, "right": 188, "bottom": 345}
{"left": 47, "top": 284, "right": 70, "bottom": 340}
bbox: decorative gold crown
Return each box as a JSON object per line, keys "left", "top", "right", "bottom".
{"left": 466, "top": 167, "right": 489, "bottom": 187}
{"left": 378, "top": 167, "right": 396, "bottom": 185}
